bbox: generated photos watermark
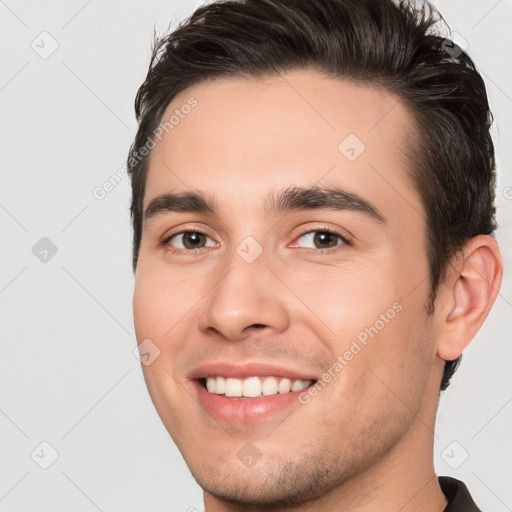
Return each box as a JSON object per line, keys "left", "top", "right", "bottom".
{"left": 298, "top": 301, "right": 403, "bottom": 404}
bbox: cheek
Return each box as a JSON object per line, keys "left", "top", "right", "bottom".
{"left": 133, "top": 270, "right": 193, "bottom": 432}
{"left": 133, "top": 266, "right": 202, "bottom": 341}
{"left": 293, "top": 260, "right": 433, "bottom": 401}
{"left": 288, "top": 261, "right": 402, "bottom": 347}
{"left": 341, "top": 295, "right": 434, "bottom": 423}
{"left": 133, "top": 277, "right": 164, "bottom": 341}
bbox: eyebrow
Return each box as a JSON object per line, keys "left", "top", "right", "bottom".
{"left": 143, "top": 185, "right": 386, "bottom": 228}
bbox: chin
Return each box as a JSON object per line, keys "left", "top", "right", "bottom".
{"left": 195, "top": 469, "right": 331, "bottom": 510}
{"left": 183, "top": 445, "right": 354, "bottom": 511}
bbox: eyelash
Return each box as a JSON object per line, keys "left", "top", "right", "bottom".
{"left": 161, "top": 226, "right": 351, "bottom": 256}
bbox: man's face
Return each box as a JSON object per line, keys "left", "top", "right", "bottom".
{"left": 133, "top": 70, "right": 441, "bottom": 506}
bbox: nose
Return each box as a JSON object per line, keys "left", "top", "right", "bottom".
{"left": 197, "top": 250, "right": 290, "bottom": 342}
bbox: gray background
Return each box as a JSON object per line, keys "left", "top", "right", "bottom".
{"left": 1, "top": 0, "right": 511, "bottom": 510}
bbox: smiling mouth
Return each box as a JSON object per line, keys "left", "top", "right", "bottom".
{"left": 201, "top": 376, "right": 316, "bottom": 398}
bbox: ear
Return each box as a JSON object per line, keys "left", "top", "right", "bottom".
{"left": 436, "top": 235, "right": 503, "bottom": 362}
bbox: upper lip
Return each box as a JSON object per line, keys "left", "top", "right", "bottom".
{"left": 187, "top": 362, "right": 319, "bottom": 381}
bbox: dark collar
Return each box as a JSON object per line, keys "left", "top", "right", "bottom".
{"left": 440, "top": 476, "right": 482, "bottom": 511}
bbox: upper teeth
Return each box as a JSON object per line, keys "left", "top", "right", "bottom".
{"left": 205, "top": 376, "right": 312, "bottom": 397}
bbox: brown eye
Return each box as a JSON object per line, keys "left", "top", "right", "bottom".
{"left": 166, "top": 231, "right": 216, "bottom": 250}
{"left": 296, "top": 230, "right": 347, "bottom": 250}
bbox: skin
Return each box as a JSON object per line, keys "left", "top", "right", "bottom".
{"left": 132, "top": 70, "right": 502, "bottom": 511}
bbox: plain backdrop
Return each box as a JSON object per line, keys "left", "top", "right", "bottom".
{"left": 1, "top": 0, "right": 511, "bottom": 510}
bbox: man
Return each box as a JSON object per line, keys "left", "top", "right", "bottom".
{"left": 127, "top": 0, "right": 503, "bottom": 510}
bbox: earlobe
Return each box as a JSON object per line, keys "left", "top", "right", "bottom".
{"left": 436, "top": 235, "right": 503, "bottom": 362}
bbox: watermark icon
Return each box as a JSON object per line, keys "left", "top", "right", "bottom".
{"left": 441, "top": 441, "right": 469, "bottom": 469}
{"left": 236, "top": 236, "right": 263, "bottom": 263}
{"left": 236, "top": 442, "right": 262, "bottom": 468}
{"left": 298, "top": 301, "right": 403, "bottom": 404}
{"left": 441, "top": 32, "right": 469, "bottom": 59}
{"left": 338, "top": 133, "right": 366, "bottom": 161}
{"left": 133, "top": 338, "right": 161, "bottom": 366}
{"left": 31, "top": 31, "right": 59, "bottom": 59}
{"left": 503, "top": 186, "right": 512, "bottom": 200}
{"left": 32, "top": 237, "right": 58, "bottom": 263}
{"left": 31, "top": 441, "right": 59, "bottom": 469}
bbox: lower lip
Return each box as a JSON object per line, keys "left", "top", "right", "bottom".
{"left": 193, "top": 380, "right": 311, "bottom": 424}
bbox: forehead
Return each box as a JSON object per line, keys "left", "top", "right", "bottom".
{"left": 144, "top": 70, "right": 421, "bottom": 222}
